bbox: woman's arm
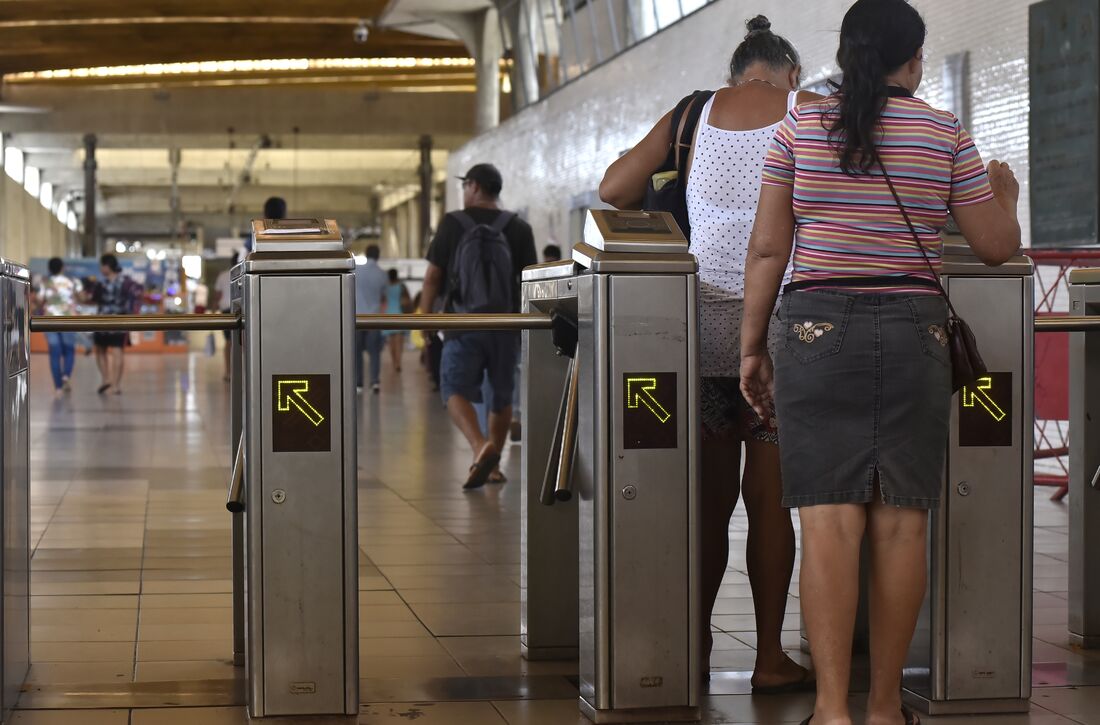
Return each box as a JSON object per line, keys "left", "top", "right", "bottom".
{"left": 598, "top": 110, "right": 673, "bottom": 210}
{"left": 739, "top": 184, "right": 796, "bottom": 416}
{"left": 950, "top": 160, "right": 1021, "bottom": 266}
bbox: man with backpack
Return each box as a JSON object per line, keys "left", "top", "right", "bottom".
{"left": 419, "top": 163, "right": 537, "bottom": 490}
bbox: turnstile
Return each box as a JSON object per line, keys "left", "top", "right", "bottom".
{"left": 236, "top": 220, "right": 359, "bottom": 718}
{"left": 522, "top": 209, "right": 699, "bottom": 723}
{"left": 903, "top": 243, "right": 1034, "bottom": 715}
{"left": 1069, "top": 269, "right": 1100, "bottom": 648}
{"left": 0, "top": 261, "right": 29, "bottom": 723}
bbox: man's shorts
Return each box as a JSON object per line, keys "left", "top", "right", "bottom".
{"left": 93, "top": 331, "right": 127, "bottom": 349}
{"left": 440, "top": 332, "right": 518, "bottom": 413}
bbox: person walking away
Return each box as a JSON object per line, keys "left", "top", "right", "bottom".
{"left": 90, "top": 254, "right": 141, "bottom": 395}
{"left": 600, "top": 14, "right": 817, "bottom": 691}
{"left": 355, "top": 244, "right": 388, "bottom": 394}
{"left": 739, "top": 2, "right": 1021, "bottom": 723}
{"left": 382, "top": 268, "right": 412, "bottom": 373}
{"left": 541, "top": 244, "right": 562, "bottom": 263}
{"left": 420, "top": 163, "right": 537, "bottom": 490}
{"left": 213, "top": 252, "right": 237, "bottom": 382}
{"left": 36, "top": 257, "right": 82, "bottom": 398}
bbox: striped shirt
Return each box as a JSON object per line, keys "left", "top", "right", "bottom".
{"left": 761, "top": 93, "right": 994, "bottom": 293}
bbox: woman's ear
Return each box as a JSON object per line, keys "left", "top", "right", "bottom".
{"left": 788, "top": 65, "right": 802, "bottom": 90}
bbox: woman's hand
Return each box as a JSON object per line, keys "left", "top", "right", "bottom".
{"left": 987, "top": 160, "right": 1019, "bottom": 215}
{"left": 739, "top": 350, "right": 775, "bottom": 421}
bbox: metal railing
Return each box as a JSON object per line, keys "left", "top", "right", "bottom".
{"left": 30, "top": 313, "right": 554, "bottom": 333}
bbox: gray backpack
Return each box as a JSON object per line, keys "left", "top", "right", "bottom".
{"left": 448, "top": 211, "right": 515, "bottom": 314}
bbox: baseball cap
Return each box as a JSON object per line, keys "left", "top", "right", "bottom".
{"left": 457, "top": 163, "right": 503, "bottom": 197}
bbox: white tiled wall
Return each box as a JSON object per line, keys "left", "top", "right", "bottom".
{"left": 448, "top": 0, "right": 1032, "bottom": 250}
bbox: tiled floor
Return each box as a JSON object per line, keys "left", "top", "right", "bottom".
{"left": 19, "top": 351, "right": 1100, "bottom": 724}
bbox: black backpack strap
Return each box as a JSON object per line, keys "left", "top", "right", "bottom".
{"left": 489, "top": 211, "right": 515, "bottom": 234}
{"left": 452, "top": 210, "right": 476, "bottom": 233}
{"left": 674, "top": 90, "right": 714, "bottom": 173}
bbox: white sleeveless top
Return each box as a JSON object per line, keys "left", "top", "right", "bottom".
{"left": 686, "top": 90, "right": 797, "bottom": 377}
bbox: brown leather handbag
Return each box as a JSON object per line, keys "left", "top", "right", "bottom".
{"left": 879, "top": 164, "right": 988, "bottom": 392}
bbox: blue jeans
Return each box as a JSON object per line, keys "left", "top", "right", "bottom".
{"left": 46, "top": 332, "right": 76, "bottom": 389}
{"left": 356, "top": 330, "right": 383, "bottom": 387}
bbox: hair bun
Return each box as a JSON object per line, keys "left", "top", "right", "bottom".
{"left": 745, "top": 15, "right": 771, "bottom": 35}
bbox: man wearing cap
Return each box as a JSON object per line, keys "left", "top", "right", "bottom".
{"left": 420, "top": 163, "right": 537, "bottom": 490}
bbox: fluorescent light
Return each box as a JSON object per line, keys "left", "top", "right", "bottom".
{"left": 23, "top": 165, "right": 39, "bottom": 197}
{"left": 182, "top": 255, "right": 203, "bottom": 279}
{"left": 56, "top": 199, "right": 68, "bottom": 224}
{"left": 115, "top": 241, "right": 126, "bottom": 253}
{"left": 39, "top": 181, "right": 52, "bottom": 209}
{"left": 4, "top": 147, "right": 24, "bottom": 184}
{"left": 66, "top": 210, "right": 77, "bottom": 231}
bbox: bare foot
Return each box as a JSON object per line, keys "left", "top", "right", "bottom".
{"left": 750, "top": 652, "right": 813, "bottom": 690}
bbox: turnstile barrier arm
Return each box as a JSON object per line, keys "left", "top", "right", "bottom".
{"left": 554, "top": 350, "right": 580, "bottom": 503}
{"left": 540, "top": 357, "right": 573, "bottom": 507}
{"left": 227, "top": 432, "right": 245, "bottom": 513}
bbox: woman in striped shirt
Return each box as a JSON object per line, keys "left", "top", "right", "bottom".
{"left": 739, "top": 2, "right": 1021, "bottom": 724}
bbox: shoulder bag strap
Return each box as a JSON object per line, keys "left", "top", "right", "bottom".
{"left": 674, "top": 90, "right": 715, "bottom": 175}
{"left": 452, "top": 210, "right": 476, "bottom": 233}
{"left": 490, "top": 211, "right": 515, "bottom": 234}
{"left": 878, "top": 162, "right": 963, "bottom": 320}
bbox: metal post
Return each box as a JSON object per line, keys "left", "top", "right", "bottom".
{"left": 603, "top": 0, "right": 622, "bottom": 54}
{"left": 585, "top": 0, "right": 604, "bottom": 64}
{"left": 229, "top": 268, "right": 246, "bottom": 667}
{"left": 0, "top": 260, "right": 30, "bottom": 722}
{"left": 240, "top": 219, "right": 358, "bottom": 718}
{"left": 418, "top": 135, "right": 432, "bottom": 252}
{"left": 1069, "top": 269, "right": 1100, "bottom": 648}
{"left": 903, "top": 243, "right": 1034, "bottom": 715}
{"left": 82, "top": 134, "right": 97, "bottom": 256}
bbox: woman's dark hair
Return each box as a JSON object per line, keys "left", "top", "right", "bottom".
{"left": 48, "top": 257, "right": 64, "bottom": 275}
{"left": 728, "top": 16, "right": 800, "bottom": 83}
{"left": 387, "top": 268, "right": 398, "bottom": 283}
{"left": 829, "top": 0, "right": 926, "bottom": 175}
{"left": 99, "top": 253, "right": 121, "bottom": 273}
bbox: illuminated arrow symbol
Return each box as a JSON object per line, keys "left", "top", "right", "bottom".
{"left": 962, "top": 376, "right": 1006, "bottom": 422}
{"left": 277, "top": 380, "right": 325, "bottom": 427}
{"left": 626, "top": 377, "right": 671, "bottom": 424}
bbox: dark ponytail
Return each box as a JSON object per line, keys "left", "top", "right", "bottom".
{"left": 729, "top": 15, "right": 800, "bottom": 83}
{"left": 829, "top": 0, "right": 926, "bottom": 175}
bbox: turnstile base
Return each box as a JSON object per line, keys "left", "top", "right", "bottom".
{"left": 1069, "top": 631, "right": 1100, "bottom": 649}
{"left": 246, "top": 715, "right": 354, "bottom": 723}
{"left": 902, "top": 690, "right": 1030, "bottom": 716}
{"left": 521, "top": 643, "right": 578, "bottom": 662}
{"left": 579, "top": 697, "right": 699, "bottom": 723}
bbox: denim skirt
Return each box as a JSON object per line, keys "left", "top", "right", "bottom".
{"left": 773, "top": 289, "right": 951, "bottom": 509}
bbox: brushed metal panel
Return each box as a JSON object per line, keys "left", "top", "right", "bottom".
{"left": 942, "top": 276, "right": 1025, "bottom": 700}
{"left": 257, "top": 274, "right": 349, "bottom": 715}
{"left": 576, "top": 273, "right": 599, "bottom": 705}
{"left": 1069, "top": 286, "right": 1100, "bottom": 645}
{"left": 608, "top": 275, "right": 690, "bottom": 709}
{"left": 2, "top": 371, "right": 28, "bottom": 718}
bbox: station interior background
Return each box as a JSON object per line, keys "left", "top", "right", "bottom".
{"left": 0, "top": 0, "right": 1097, "bottom": 724}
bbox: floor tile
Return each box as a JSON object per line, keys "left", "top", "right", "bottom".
{"left": 359, "top": 701, "right": 507, "bottom": 724}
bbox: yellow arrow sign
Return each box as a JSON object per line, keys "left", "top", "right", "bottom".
{"left": 626, "top": 376, "right": 671, "bottom": 424}
{"left": 277, "top": 379, "right": 325, "bottom": 427}
{"left": 961, "top": 375, "right": 1006, "bottom": 422}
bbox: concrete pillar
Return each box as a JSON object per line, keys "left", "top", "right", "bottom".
{"left": 501, "top": 0, "right": 540, "bottom": 108}
{"left": 82, "top": 133, "right": 97, "bottom": 257}
{"left": 473, "top": 7, "right": 502, "bottom": 132}
{"left": 418, "top": 135, "right": 432, "bottom": 253}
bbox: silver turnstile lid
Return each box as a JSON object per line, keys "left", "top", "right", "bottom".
{"left": 523, "top": 259, "right": 576, "bottom": 282}
{"left": 573, "top": 210, "right": 696, "bottom": 274}
{"left": 251, "top": 218, "right": 344, "bottom": 253}
{"left": 0, "top": 258, "right": 29, "bottom": 280}
{"left": 1069, "top": 268, "right": 1100, "bottom": 285}
{"left": 941, "top": 240, "right": 1034, "bottom": 276}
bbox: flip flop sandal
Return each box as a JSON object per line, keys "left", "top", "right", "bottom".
{"left": 463, "top": 445, "right": 500, "bottom": 490}
{"left": 799, "top": 717, "right": 812, "bottom": 725}
{"left": 97, "top": 383, "right": 111, "bottom": 395}
{"left": 751, "top": 666, "right": 816, "bottom": 695}
{"left": 488, "top": 470, "right": 507, "bottom": 484}
{"left": 901, "top": 705, "right": 921, "bottom": 725}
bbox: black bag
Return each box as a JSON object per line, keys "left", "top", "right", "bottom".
{"left": 447, "top": 210, "right": 515, "bottom": 314}
{"left": 879, "top": 164, "right": 988, "bottom": 392}
{"left": 642, "top": 89, "right": 714, "bottom": 240}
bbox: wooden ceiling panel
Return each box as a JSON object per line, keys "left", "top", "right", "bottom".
{"left": 0, "top": 1, "right": 391, "bottom": 23}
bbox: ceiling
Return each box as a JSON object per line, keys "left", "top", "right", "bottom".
{"left": 0, "top": 0, "right": 490, "bottom": 244}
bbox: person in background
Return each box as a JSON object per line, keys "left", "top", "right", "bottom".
{"left": 213, "top": 252, "right": 238, "bottom": 382}
{"left": 263, "top": 196, "right": 287, "bottom": 220}
{"left": 600, "top": 15, "right": 816, "bottom": 691}
{"left": 36, "top": 257, "right": 82, "bottom": 398}
{"left": 541, "top": 244, "right": 562, "bottom": 262}
{"left": 382, "top": 268, "right": 411, "bottom": 374}
{"left": 355, "top": 244, "right": 388, "bottom": 394}
{"left": 420, "top": 163, "right": 537, "bottom": 490}
{"left": 739, "top": 2, "right": 1021, "bottom": 723}
{"left": 89, "top": 254, "right": 141, "bottom": 395}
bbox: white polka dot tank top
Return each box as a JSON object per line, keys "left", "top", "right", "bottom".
{"left": 686, "top": 90, "right": 797, "bottom": 299}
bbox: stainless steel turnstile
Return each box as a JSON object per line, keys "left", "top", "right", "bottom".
{"left": 1069, "top": 268, "right": 1100, "bottom": 648}
{"left": 237, "top": 219, "right": 359, "bottom": 718}
{"left": 904, "top": 244, "right": 1034, "bottom": 715}
{"left": 0, "top": 261, "right": 29, "bottom": 723}
{"left": 523, "top": 209, "right": 699, "bottom": 723}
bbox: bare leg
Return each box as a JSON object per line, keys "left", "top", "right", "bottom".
{"left": 699, "top": 430, "right": 741, "bottom": 677}
{"left": 109, "top": 348, "right": 124, "bottom": 391}
{"left": 389, "top": 335, "right": 403, "bottom": 371}
{"left": 94, "top": 346, "right": 109, "bottom": 385}
{"left": 799, "top": 503, "right": 866, "bottom": 725}
{"left": 865, "top": 495, "right": 928, "bottom": 725}
{"left": 487, "top": 405, "right": 512, "bottom": 454}
{"left": 741, "top": 438, "right": 807, "bottom": 687}
{"left": 446, "top": 394, "right": 489, "bottom": 457}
